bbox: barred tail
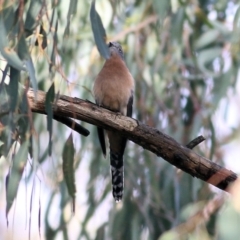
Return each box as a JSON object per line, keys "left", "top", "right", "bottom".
{"left": 110, "top": 151, "right": 124, "bottom": 202}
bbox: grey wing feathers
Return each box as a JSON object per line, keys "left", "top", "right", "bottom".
{"left": 95, "top": 100, "right": 106, "bottom": 157}
{"left": 97, "top": 127, "right": 106, "bottom": 157}
{"left": 127, "top": 91, "right": 134, "bottom": 117}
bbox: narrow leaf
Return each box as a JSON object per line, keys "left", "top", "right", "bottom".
{"left": 24, "top": 0, "right": 42, "bottom": 37}
{"left": 62, "top": 133, "right": 76, "bottom": 213}
{"left": 233, "top": 5, "right": 240, "bottom": 30}
{"left": 64, "top": 0, "right": 78, "bottom": 38}
{"left": 0, "top": 48, "right": 26, "bottom": 71}
{"left": 195, "top": 29, "right": 220, "bottom": 49}
{"left": 8, "top": 67, "right": 19, "bottom": 111}
{"left": 45, "top": 83, "right": 55, "bottom": 156}
{"left": 38, "top": 195, "right": 41, "bottom": 238}
{"left": 6, "top": 140, "right": 29, "bottom": 218}
{"left": 0, "top": 16, "right": 25, "bottom": 71}
{"left": 197, "top": 47, "right": 222, "bottom": 75}
{"left": 18, "top": 90, "right": 30, "bottom": 142}
{"left": 0, "top": 64, "right": 9, "bottom": 93}
{"left": 90, "top": 0, "right": 109, "bottom": 59}
{"left": 153, "top": 0, "right": 170, "bottom": 22}
{"left": 0, "top": 4, "right": 16, "bottom": 34}
{"left": 171, "top": 7, "right": 185, "bottom": 44}
{"left": 29, "top": 180, "right": 35, "bottom": 240}
{"left": 17, "top": 34, "right": 30, "bottom": 60}
{"left": 49, "top": 20, "right": 58, "bottom": 72}
{"left": 25, "top": 57, "right": 38, "bottom": 93}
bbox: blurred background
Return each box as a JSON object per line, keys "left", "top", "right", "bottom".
{"left": 0, "top": 0, "right": 240, "bottom": 239}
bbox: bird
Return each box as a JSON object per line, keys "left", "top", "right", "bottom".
{"left": 93, "top": 42, "right": 134, "bottom": 201}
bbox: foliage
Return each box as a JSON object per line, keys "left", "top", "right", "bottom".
{"left": 0, "top": 0, "right": 240, "bottom": 239}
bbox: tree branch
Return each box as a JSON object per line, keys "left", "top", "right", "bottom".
{"left": 27, "top": 88, "right": 238, "bottom": 192}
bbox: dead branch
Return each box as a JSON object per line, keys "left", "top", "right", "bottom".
{"left": 27, "top": 88, "right": 238, "bottom": 192}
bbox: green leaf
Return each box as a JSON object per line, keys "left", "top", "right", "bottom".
{"left": 212, "top": 67, "right": 235, "bottom": 109}
{"left": 0, "top": 4, "right": 16, "bottom": 34}
{"left": 25, "top": 57, "right": 38, "bottom": 93}
{"left": 0, "top": 47, "right": 26, "bottom": 71}
{"left": 0, "top": 64, "right": 9, "bottom": 93}
{"left": 16, "top": 35, "right": 38, "bottom": 93}
{"left": 153, "top": 0, "right": 170, "bottom": 22}
{"left": 17, "top": 34, "right": 30, "bottom": 60}
{"left": 64, "top": 0, "right": 78, "bottom": 38}
{"left": 171, "top": 7, "right": 185, "bottom": 44}
{"left": 159, "top": 231, "right": 179, "bottom": 240}
{"left": 6, "top": 140, "right": 29, "bottom": 218}
{"left": 8, "top": 67, "right": 19, "bottom": 112}
{"left": 197, "top": 47, "right": 222, "bottom": 75}
{"left": 217, "top": 202, "right": 240, "bottom": 240}
{"left": 62, "top": 133, "right": 76, "bottom": 212}
{"left": 24, "top": 0, "right": 43, "bottom": 37}
{"left": 0, "top": 16, "right": 25, "bottom": 71}
{"left": 45, "top": 83, "right": 55, "bottom": 156}
{"left": 233, "top": 6, "right": 240, "bottom": 30}
{"left": 195, "top": 29, "right": 220, "bottom": 49}
{"left": 90, "top": 0, "right": 109, "bottom": 59}
{"left": 95, "top": 224, "right": 106, "bottom": 240}
{"left": 49, "top": 20, "right": 58, "bottom": 72}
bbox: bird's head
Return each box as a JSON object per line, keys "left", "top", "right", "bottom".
{"left": 108, "top": 42, "right": 124, "bottom": 60}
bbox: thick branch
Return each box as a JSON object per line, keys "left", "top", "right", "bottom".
{"left": 27, "top": 89, "right": 238, "bottom": 191}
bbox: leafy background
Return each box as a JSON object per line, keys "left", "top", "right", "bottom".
{"left": 0, "top": 0, "right": 240, "bottom": 239}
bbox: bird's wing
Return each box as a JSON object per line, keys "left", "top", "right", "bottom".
{"left": 127, "top": 90, "right": 134, "bottom": 118}
{"left": 97, "top": 127, "right": 106, "bottom": 157}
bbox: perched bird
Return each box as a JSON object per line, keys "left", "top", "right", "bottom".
{"left": 93, "top": 42, "right": 134, "bottom": 201}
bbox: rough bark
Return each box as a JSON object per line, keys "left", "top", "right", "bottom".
{"left": 27, "top": 88, "right": 238, "bottom": 192}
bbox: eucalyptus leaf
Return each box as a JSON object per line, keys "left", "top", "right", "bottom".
{"left": 64, "top": 0, "right": 78, "bottom": 38}
{"left": 6, "top": 140, "right": 29, "bottom": 217}
{"left": 8, "top": 67, "right": 19, "bottom": 112}
{"left": 62, "top": 133, "right": 76, "bottom": 213}
{"left": 233, "top": 6, "right": 240, "bottom": 29}
{"left": 0, "top": 4, "right": 16, "bottom": 34}
{"left": 212, "top": 67, "right": 235, "bottom": 109}
{"left": 45, "top": 83, "right": 55, "bottom": 156}
{"left": 197, "top": 47, "right": 222, "bottom": 75}
{"left": 90, "top": 0, "right": 109, "bottom": 59}
{"left": 25, "top": 0, "right": 43, "bottom": 37}
{"left": 17, "top": 34, "right": 30, "bottom": 60}
{"left": 0, "top": 64, "right": 9, "bottom": 93}
{"left": 171, "top": 7, "right": 185, "bottom": 45}
{"left": 25, "top": 57, "right": 38, "bottom": 93}
{"left": 0, "top": 18, "right": 25, "bottom": 71}
{"left": 0, "top": 48, "right": 26, "bottom": 71}
{"left": 195, "top": 29, "right": 220, "bottom": 49}
{"left": 153, "top": 0, "right": 170, "bottom": 22}
{"left": 217, "top": 202, "right": 240, "bottom": 240}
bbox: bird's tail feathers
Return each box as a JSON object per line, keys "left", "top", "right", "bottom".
{"left": 110, "top": 151, "right": 124, "bottom": 202}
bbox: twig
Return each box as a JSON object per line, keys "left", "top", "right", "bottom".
{"left": 186, "top": 136, "right": 205, "bottom": 149}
